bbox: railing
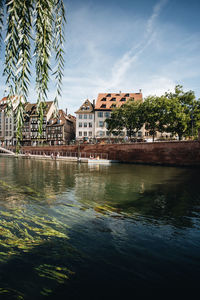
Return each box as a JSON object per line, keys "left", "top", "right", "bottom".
{"left": 18, "top": 150, "right": 108, "bottom": 160}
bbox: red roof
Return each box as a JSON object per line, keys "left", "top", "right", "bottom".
{"left": 95, "top": 92, "right": 143, "bottom": 110}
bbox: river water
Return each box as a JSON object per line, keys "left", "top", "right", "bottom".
{"left": 0, "top": 157, "right": 200, "bottom": 299}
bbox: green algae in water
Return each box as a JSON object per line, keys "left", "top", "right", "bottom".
{"left": 35, "top": 264, "right": 74, "bottom": 284}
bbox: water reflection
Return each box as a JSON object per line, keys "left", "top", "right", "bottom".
{"left": 0, "top": 157, "right": 200, "bottom": 298}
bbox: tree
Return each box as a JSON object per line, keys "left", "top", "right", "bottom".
{"left": 120, "top": 99, "right": 144, "bottom": 139}
{"left": 105, "top": 107, "right": 124, "bottom": 137}
{"left": 0, "top": 0, "right": 66, "bottom": 148}
{"left": 163, "top": 85, "right": 199, "bottom": 140}
{"left": 105, "top": 99, "right": 144, "bottom": 139}
{"left": 141, "top": 96, "right": 165, "bottom": 141}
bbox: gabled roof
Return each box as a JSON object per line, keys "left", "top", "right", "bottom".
{"left": 25, "top": 101, "right": 54, "bottom": 116}
{"left": 75, "top": 99, "right": 94, "bottom": 114}
{"left": 47, "top": 109, "right": 73, "bottom": 127}
{"left": 95, "top": 92, "right": 143, "bottom": 110}
{"left": 0, "top": 96, "right": 21, "bottom": 111}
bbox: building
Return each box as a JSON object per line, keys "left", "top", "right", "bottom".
{"left": 75, "top": 92, "right": 144, "bottom": 141}
{"left": 0, "top": 97, "right": 16, "bottom": 146}
{"left": 46, "top": 109, "right": 75, "bottom": 145}
{"left": 94, "top": 92, "right": 143, "bottom": 139}
{"left": 21, "top": 101, "right": 56, "bottom": 146}
{"left": 0, "top": 97, "right": 76, "bottom": 146}
{"left": 75, "top": 99, "right": 95, "bottom": 141}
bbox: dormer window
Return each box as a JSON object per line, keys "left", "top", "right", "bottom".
{"left": 110, "top": 97, "right": 116, "bottom": 101}
{"left": 125, "top": 93, "right": 129, "bottom": 97}
{"left": 111, "top": 104, "right": 116, "bottom": 108}
{"left": 101, "top": 98, "right": 106, "bottom": 101}
{"left": 106, "top": 93, "right": 111, "bottom": 97}
{"left": 120, "top": 98, "right": 126, "bottom": 101}
{"left": 101, "top": 104, "right": 106, "bottom": 108}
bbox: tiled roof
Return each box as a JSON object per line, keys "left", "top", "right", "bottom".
{"left": 75, "top": 99, "right": 94, "bottom": 114}
{"left": 47, "top": 109, "right": 71, "bottom": 127}
{"left": 95, "top": 92, "right": 143, "bottom": 110}
{"left": 25, "top": 101, "right": 54, "bottom": 116}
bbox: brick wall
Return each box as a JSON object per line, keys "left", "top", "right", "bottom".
{"left": 19, "top": 141, "right": 200, "bottom": 167}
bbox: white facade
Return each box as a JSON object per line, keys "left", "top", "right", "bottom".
{"left": 94, "top": 110, "right": 110, "bottom": 138}
{"left": 76, "top": 112, "right": 95, "bottom": 140}
{"left": 75, "top": 99, "right": 95, "bottom": 140}
{"left": 0, "top": 109, "right": 15, "bottom": 146}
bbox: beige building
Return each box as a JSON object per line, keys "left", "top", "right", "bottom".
{"left": 75, "top": 99, "right": 95, "bottom": 141}
{"left": 94, "top": 92, "right": 144, "bottom": 139}
{"left": 75, "top": 92, "right": 145, "bottom": 141}
{"left": 0, "top": 97, "right": 15, "bottom": 146}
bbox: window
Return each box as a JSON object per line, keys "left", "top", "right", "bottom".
{"left": 79, "top": 115, "right": 82, "bottom": 119}
{"left": 138, "top": 131, "right": 142, "bottom": 137}
{"left": 99, "top": 131, "right": 104, "bottom": 137}
{"left": 79, "top": 131, "right": 82, "bottom": 136}
{"left": 84, "top": 114, "right": 87, "bottom": 119}
{"left": 106, "top": 94, "right": 111, "bottom": 97}
{"left": 99, "top": 121, "right": 104, "bottom": 127}
{"left": 110, "top": 97, "right": 116, "bottom": 101}
{"left": 125, "top": 93, "right": 129, "bottom": 97}
{"left": 111, "top": 104, "right": 116, "bottom": 108}
{"left": 106, "top": 131, "right": 110, "bottom": 136}
{"left": 104, "top": 112, "right": 110, "bottom": 118}
{"left": 84, "top": 122, "right": 87, "bottom": 127}
{"left": 79, "top": 123, "right": 82, "bottom": 127}
{"left": 98, "top": 112, "right": 103, "bottom": 118}
{"left": 89, "top": 131, "right": 92, "bottom": 136}
{"left": 89, "top": 122, "right": 92, "bottom": 128}
{"left": 89, "top": 114, "right": 93, "bottom": 119}
{"left": 101, "top": 104, "right": 106, "bottom": 108}
{"left": 101, "top": 98, "right": 106, "bottom": 101}
{"left": 120, "top": 98, "right": 126, "bottom": 101}
{"left": 84, "top": 131, "right": 87, "bottom": 136}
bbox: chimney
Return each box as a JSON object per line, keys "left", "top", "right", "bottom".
{"left": 93, "top": 99, "right": 95, "bottom": 107}
{"left": 119, "top": 91, "right": 121, "bottom": 94}
{"left": 139, "top": 89, "right": 142, "bottom": 93}
{"left": 66, "top": 108, "right": 68, "bottom": 115}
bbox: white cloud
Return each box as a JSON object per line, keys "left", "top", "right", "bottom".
{"left": 56, "top": 0, "right": 200, "bottom": 114}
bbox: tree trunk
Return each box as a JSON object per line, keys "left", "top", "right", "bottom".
{"left": 178, "top": 134, "right": 182, "bottom": 141}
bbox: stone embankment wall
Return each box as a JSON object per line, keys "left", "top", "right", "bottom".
{"left": 17, "top": 141, "right": 200, "bottom": 167}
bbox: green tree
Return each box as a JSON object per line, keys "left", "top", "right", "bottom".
{"left": 141, "top": 95, "right": 165, "bottom": 141}
{"left": 163, "top": 85, "right": 199, "bottom": 140}
{"left": 105, "top": 99, "right": 144, "bottom": 139}
{"left": 105, "top": 107, "right": 124, "bottom": 137}
{"left": 0, "top": 0, "right": 66, "bottom": 148}
{"left": 121, "top": 99, "right": 144, "bottom": 138}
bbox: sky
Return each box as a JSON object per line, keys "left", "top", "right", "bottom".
{"left": 0, "top": 0, "right": 200, "bottom": 114}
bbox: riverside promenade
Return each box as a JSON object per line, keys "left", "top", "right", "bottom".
{"left": 3, "top": 140, "right": 200, "bottom": 167}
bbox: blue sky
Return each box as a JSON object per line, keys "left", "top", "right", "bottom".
{"left": 0, "top": 0, "right": 200, "bottom": 114}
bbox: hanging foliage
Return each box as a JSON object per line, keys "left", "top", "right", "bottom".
{"left": 1, "top": 0, "right": 66, "bottom": 148}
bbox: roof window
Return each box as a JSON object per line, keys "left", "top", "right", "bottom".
{"left": 111, "top": 104, "right": 116, "bottom": 108}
